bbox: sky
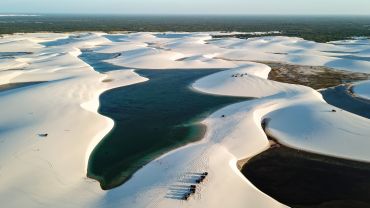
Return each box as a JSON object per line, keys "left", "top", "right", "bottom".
{"left": 1, "top": 0, "right": 370, "bottom": 15}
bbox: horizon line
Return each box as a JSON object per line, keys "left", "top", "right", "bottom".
{"left": 1, "top": 12, "right": 370, "bottom": 17}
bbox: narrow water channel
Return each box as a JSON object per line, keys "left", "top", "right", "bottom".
{"left": 320, "top": 85, "right": 370, "bottom": 119}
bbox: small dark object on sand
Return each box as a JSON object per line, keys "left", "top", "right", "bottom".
{"left": 112, "top": 53, "right": 122, "bottom": 58}
{"left": 190, "top": 185, "right": 196, "bottom": 189}
{"left": 190, "top": 188, "right": 196, "bottom": 194}
{"left": 102, "top": 79, "right": 114, "bottom": 83}
{"left": 202, "top": 172, "right": 208, "bottom": 176}
{"left": 332, "top": 109, "right": 337, "bottom": 112}
{"left": 183, "top": 193, "right": 191, "bottom": 200}
{"left": 261, "top": 118, "right": 270, "bottom": 130}
{"left": 195, "top": 175, "right": 206, "bottom": 183}
{"left": 38, "top": 133, "right": 48, "bottom": 137}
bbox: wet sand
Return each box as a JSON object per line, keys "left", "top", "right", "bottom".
{"left": 265, "top": 62, "right": 369, "bottom": 90}
{"left": 266, "top": 62, "right": 370, "bottom": 118}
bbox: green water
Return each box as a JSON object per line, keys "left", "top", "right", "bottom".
{"left": 87, "top": 69, "right": 250, "bottom": 190}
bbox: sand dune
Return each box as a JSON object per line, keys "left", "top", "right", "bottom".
{"left": 0, "top": 32, "right": 369, "bottom": 208}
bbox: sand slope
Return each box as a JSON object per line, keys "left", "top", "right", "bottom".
{"left": 0, "top": 32, "right": 369, "bottom": 208}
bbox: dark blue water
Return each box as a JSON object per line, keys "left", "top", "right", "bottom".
{"left": 322, "top": 51, "right": 370, "bottom": 62}
{"left": 321, "top": 85, "right": 370, "bottom": 119}
{"left": 42, "top": 37, "right": 74, "bottom": 47}
{"left": 103, "top": 34, "right": 130, "bottom": 42}
{"left": 103, "top": 33, "right": 192, "bottom": 43}
{"left": 42, "top": 34, "right": 91, "bottom": 47}
{"left": 80, "top": 51, "right": 250, "bottom": 189}
{"left": 335, "top": 55, "right": 370, "bottom": 62}
{"left": 322, "top": 51, "right": 358, "bottom": 54}
{"left": 154, "top": 33, "right": 192, "bottom": 39}
{"left": 78, "top": 51, "right": 124, "bottom": 72}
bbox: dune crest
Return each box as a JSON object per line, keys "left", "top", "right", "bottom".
{"left": 0, "top": 32, "right": 369, "bottom": 207}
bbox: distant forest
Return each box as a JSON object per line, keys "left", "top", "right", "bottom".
{"left": 1, "top": 15, "right": 370, "bottom": 42}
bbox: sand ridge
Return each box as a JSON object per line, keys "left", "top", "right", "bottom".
{"left": 0, "top": 32, "right": 369, "bottom": 207}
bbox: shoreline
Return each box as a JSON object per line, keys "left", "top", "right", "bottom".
{"left": 80, "top": 68, "right": 149, "bottom": 182}
{"left": 1, "top": 32, "right": 370, "bottom": 208}
{"left": 241, "top": 133, "right": 370, "bottom": 207}
{"left": 86, "top": 68, "right": 250, "bottom": 190}
{"left": 349, "top": 83, "right": 370, "bottom": 102}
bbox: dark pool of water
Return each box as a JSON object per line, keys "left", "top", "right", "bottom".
{"left": 322, "top": 51, "right": 358, "bottom": 54}
{"left": 154, "top": 33, "right": 192, "bottom": 39}
{"left": 103, "top": 34, "right": 130, "bottom": 42}
{"left": 42, "top": 34, "right": 92, "bottom": 47}
{"left": 320, "top": 85, "right": 370, "bottom": 119}
{"left": 78, "top": 50, "right": 124, "bottom": 72}
{"left": 80, "top": 51, "right": 250, "bottom": 189}
{"left": 242, "top": 146, "right": 370, "bottom": 208}
{"left": 103, "top": 33, "right": 192, "bottom": 42}
{"left": 335, "top": 55, "right": 370, "bottom": 62}
{"left": 42, "top": 37, "right": 75, "bottom": 47}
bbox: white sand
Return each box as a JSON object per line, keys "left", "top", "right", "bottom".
{"left": 353, "top": 80, "right": 370, "bottom": 100}
{"left": 0, "top": 32, "right": 369, "bottom": 208}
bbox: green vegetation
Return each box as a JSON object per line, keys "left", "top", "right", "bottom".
{"left": 1, "top": 15, "right": 370, "bottom": 42}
